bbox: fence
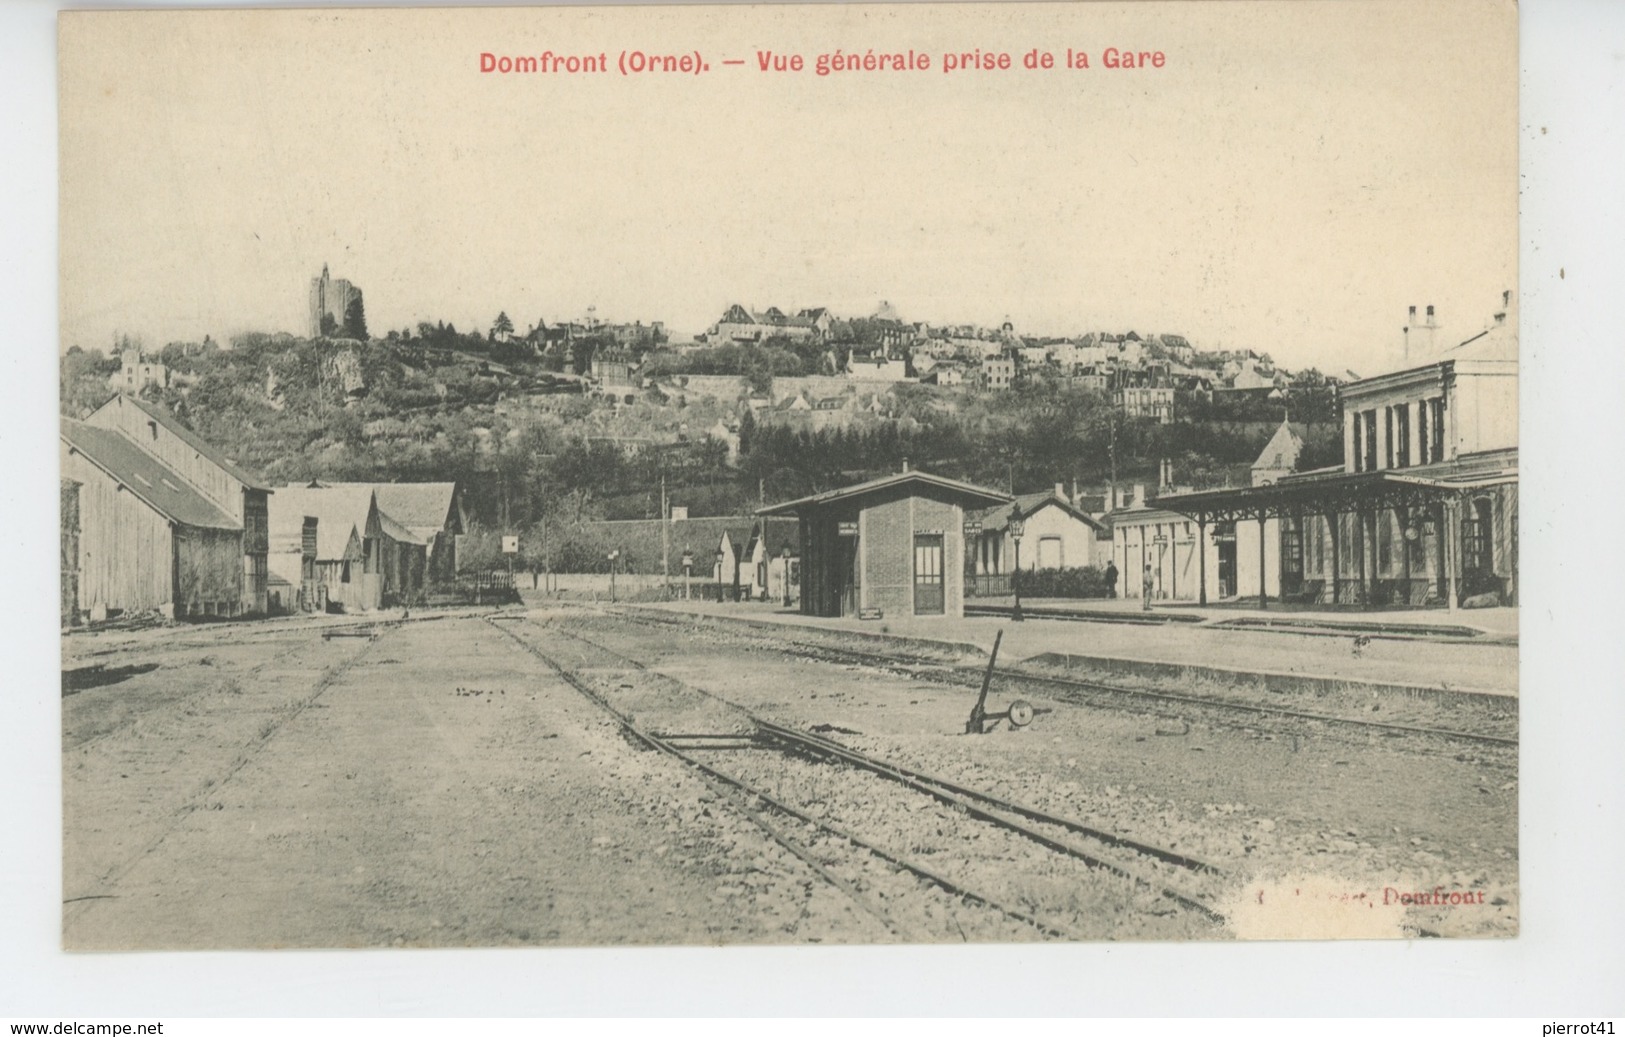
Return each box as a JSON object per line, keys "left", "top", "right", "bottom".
{"left": 966, "top": 573, "right": 1012, "bottom": 598}
{"left": 965, "top": 566, "right": 1110, "bottom": 600}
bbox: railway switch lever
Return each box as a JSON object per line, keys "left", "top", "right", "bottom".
{"left": 965, "top": 631, "right": 1037, "bottom": 733}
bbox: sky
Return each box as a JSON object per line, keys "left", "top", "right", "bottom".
{"left": 59, "top": 1, "right": 1517, "bottom": 377}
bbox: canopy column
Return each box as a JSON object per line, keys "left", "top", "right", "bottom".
{"left": 1444, "top": 496, "right": 1462, "bottom": 612}
{"left": 1257, "top": 510, "right": 1268, "bottom": 609}
{"left": 1327, "top": 509, "right": 1340, "bottom": 605}
{"left": 1197, "top": 517, "right": 1208, "bottom": 606}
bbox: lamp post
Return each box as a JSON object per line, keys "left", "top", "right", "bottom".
{"left": 781, "top": 546, "right": 792, "bottom": 608}
{"left": 681, "top": 550, "right": 693, "bottom": 601}
{"left": 716, "top": 549, "right": 726, "bottom": 603}
{"left": 607, "top": 549, "right": 619, "bottom": 603}
{"left": 963, "top": 519, "right": 982, "bottom": 597}
{"left": 1008, "top": 502, "right": 1026, "bottom": 622}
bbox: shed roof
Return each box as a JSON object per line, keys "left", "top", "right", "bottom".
{"left": 318, "top": 481, "right": 460, "bottom": 539}
{"left": 749, "top": 517, "right": 800, "bottom": 558}
{"left": 61, "top": 418, "right": 240, "bottom": 531}
{"left": 101, "top": 394, "right": 271, "bottom": 491}
{"left": 972, "top": 491, "right": 1105, "bottom": 533}
{"left": 757, "top": 469, "right": 1011, "bottom": 516}
{"left": 1252, "top": 420, "right": 1305, "bottom": 471}
{"left": 267, "top": 484, "right": 376, "bottom": 560}
{"left": 719, "top": 525, "right": 755, "bottom": 561}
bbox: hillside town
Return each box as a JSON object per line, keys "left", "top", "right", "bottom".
{"left": 60, "top": 270, "right": 1519, "bottom": 626}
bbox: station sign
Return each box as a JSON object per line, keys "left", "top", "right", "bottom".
{"left": 858, "top": 607, "right": 884, "bottom": 620}
{"left": 501, "top": 535, "right": 519, "bottom": 554}
{"left": 838, "top": 521, "right": 859, "bottom": 537}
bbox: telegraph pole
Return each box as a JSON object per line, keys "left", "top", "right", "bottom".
{"left": 661, "top": 473, "right": 670, "bottom": 596}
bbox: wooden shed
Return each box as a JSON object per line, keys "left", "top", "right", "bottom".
{"left": 757, "top": 468, "right": 1009, "bottom": 619}
{"left": 268, "top": 483, "right": 428, "bottom": 611}
{"left": 86, "top": 394, "right": 272, "bottom": 614}
{"left": 61, "top": 419, "right": 245, "bottom": 622}
{"left": 320, "top": 482, "right": 465, "bottom": 585}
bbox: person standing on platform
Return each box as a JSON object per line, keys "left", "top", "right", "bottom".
{"left": 1142, "top": 559, "right": 1155, "bottom": 611}
{"left": 1104, "top": 560, "right": 1119, "bottom": 599}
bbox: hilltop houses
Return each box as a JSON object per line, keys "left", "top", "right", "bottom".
{"left": 707, "top": 304, "right": 829, "bottom": 344}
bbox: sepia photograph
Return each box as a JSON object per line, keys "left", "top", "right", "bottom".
{"left": 56, "top": 0, "right": 1521, "bottom": 953}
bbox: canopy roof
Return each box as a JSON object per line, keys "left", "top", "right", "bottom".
{"left": 757, "top": 469, "right": 1011, "bottom": 516}
{"left": 1152, "top": 450, "right": 1517, "bottom": 522}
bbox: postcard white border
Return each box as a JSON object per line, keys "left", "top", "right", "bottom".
{"left": 5, "top": 0, "right": 1623, "bottom": 1017}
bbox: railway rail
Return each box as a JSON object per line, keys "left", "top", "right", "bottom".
{"left": 609, "top": 607, "right": 1518, "bottom": 751}
{"left": 965, "top": 603, "right": 1504, "bottom": 643}
{"left": 484, "top": 613, "right": 1229, "bottom": 941}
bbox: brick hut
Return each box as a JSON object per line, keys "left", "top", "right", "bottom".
{"left": 757, "top": 466, "right": 1010, "bottom": 619}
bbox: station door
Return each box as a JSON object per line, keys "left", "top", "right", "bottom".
{"left": 913, "top": 534, "right": 945, "bottom": 615}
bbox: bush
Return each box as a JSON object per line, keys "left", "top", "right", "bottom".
{"left": 1014, "top": 565, "right": 1110, "bottom": 600}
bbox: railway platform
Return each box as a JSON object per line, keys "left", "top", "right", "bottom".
{"left": 626, "top": 598, "right": 1520, "bottom": 700}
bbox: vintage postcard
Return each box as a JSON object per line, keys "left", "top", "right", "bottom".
{"left": 58, "top": 0, "right": 1518, "bottom": 949}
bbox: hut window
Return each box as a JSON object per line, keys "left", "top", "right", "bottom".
{"left": 147, "top": 420, "right": 158, "bottom": 441}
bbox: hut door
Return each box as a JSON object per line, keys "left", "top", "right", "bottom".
{"left": 913, "top": 534, "right": 945, "bottom": 615}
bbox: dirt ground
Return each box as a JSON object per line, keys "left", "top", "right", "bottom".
{"left": 64, "top": 615, "right": 892, "bottom": 948}
{"left": 61, "top": 604, "right": 1518, "bottom": 948}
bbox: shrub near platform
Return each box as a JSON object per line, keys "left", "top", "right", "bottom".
{"left": 1014, "top": 565, "right": 1110, "bottom": 600}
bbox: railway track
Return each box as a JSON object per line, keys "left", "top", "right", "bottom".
{"left": 484, "top": 613, "right": 1229, "bottom": 942}
{"left": 608, "top": 607, "right": 1517, "bottom": 751}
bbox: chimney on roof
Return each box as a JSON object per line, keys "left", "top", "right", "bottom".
{"left": 1055, "top": 482, "right": 1065, "bottom": 499}
{"left": 901, "top": 457, "right": 910, "bottom": 473}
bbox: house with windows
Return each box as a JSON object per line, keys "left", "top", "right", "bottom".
{"left": 979, "top": 355, "right": 1015, "bottom": 391}
{"left": 108, "top": 350, "right": 170, "bottom": 394}
{"left": 1150, "top": 293, "right": 1518, "bottom": 610}
{"left": 967, "top": 486, "right": 1106, "bottom": 595}
{"left": 1112, "top": 364, "right": 1176, "bottom": 423}
{"left": 741, "top": 518, "right": 800, "bottom": 604}
{"left": 713, "top": 524, "right": 756, "bottom": 599}
{"left": 708, "top": 304, "right": 824, "bottom": 343}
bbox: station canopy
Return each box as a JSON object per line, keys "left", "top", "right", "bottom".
{"left": 1151, "top": 450, "right": 1518, "bottom": 524}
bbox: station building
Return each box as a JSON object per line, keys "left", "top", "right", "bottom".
{"left": 1148, "top": 295, "right": 1518, "bottom": 611}
{"left": 757, "top": 467, "right": 1010, "bottom": 619}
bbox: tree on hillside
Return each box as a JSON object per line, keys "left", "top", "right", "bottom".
{"left": 569, "top": 336, "right": 600, "bottom": 376}
{"left": 342, "top": 295, "right": 369, "bottom": 341}
{"left": 491, "top": 311, "right": 514, "bottom": 339}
